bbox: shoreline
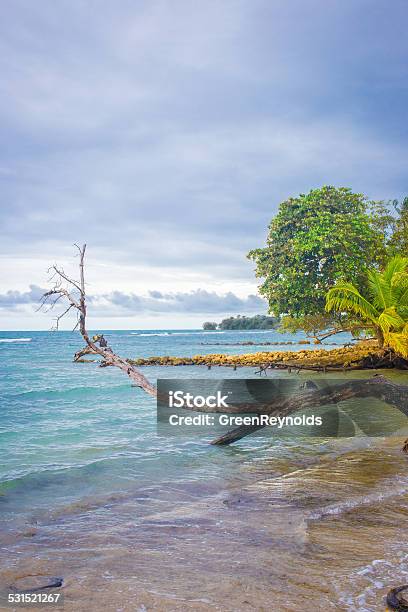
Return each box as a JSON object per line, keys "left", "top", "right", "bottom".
{"left": 2, "top": 439, "right": 407, "bottom": 611}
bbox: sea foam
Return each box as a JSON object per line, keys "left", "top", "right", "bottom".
{"left": 0, "top": 338, "right": 32, "bottom": 343}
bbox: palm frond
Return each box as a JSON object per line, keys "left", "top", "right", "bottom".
{"left": 382, "top": 255, "right": 408, "bottom": 284}
{"left": 398, "top": 287, "right": 408, "bottom": 308}
{"left": 378, "top": 307, "right": 406, "bottom": 333}
{"left": 326, "top": 283, "right": 379, "bottom": 323}
{"left": 325, "top": 257, "right": 408, "bottom": 355}
{"left": 367, "top": 270, "right": 393, "bottom": 310}
{"left": 391, "top": 271, "right": 408, "bottom": 290}
{"left": 387, "top": 330, "right": 408, "bottom": 359}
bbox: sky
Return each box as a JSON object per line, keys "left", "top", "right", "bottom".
{"left": 0, "top": 0, "right": 407, "bottom": 330}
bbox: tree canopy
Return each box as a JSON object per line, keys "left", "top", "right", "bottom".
{"left": 248, "top": 186, "right": 390, "bottom": 318}
{"left": 203, "top": 315, "right": 280, "bottom": 330}
{"left": 218, "top": 314, "right": 279, "bottom": 330}
{"left": 202, "top": 321, "right": 217, "bottom": 330}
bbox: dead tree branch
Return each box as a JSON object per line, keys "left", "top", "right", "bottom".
{"left": 40, "top": 244, "right": 157, "bottom": 397}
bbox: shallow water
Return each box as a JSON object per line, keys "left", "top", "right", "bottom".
{"left": 0, "top": 330, "right": 407, "bottom": 611}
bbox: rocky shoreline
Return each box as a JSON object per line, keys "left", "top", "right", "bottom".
{"left": 128, "top": 341, "right": 408, "bottom": 371}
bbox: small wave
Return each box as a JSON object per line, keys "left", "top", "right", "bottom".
{"left": 8, "top": 381, "right": 132, "bottom": 400}
{"left": 0, "top": 337, "right": 32, "bottom": 343}
{"left": 132, "top": 332, "right": 171, "bottom": 337}
{"left": 130, "top": 331, "right": 226, "bottom": 337}
{"left": 335, "top": 553, "right": 408, "bottom": 611}
{"left": 308, "top": 477, "right": 408, "bottom": 520}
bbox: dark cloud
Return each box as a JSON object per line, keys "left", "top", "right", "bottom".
{"left": 0, "top": 286, "right": 266, "bottom": 315}
{"left": 0, "top": 285, "right": 46, "bottom": 308}
{"left": 89, "top": 289, "right": 266, "bottom": 314}
{"left": 148, "top": 290, "right": 163, "bottom": 299}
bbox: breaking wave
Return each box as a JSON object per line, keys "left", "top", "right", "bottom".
{"left": 308, "top": 476, "right": 408, "bottom": 520}
{"left": 130, "top": 331, "right": 226, "bottom": 337}
{"left": 0, "top": 337, "right": 32, "bottom": 343}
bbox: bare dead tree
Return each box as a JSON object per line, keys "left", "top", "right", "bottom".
{"left": 40, "top": 244, "right": 157, "bottom": 397}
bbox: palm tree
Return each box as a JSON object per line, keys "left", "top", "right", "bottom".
{"left": 325, "top": 256, "right": 408, "bottom": 358}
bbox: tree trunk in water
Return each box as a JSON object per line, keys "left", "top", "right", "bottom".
{"left": 209, "top": 376, "right": 408, "bottom": 446}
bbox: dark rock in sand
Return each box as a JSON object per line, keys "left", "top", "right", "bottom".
{"left": 10, "top": 575, "right": 63, "bottom": 592}
{"left": 386, "top": 585, "right": 408, "bottom": 611}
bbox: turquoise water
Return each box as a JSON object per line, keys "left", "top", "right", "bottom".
{"left": 1, "top": 329, "right": 408, "bottom": 611}
{"left": 0, "top": 328, "right": 325, "bottom": 531}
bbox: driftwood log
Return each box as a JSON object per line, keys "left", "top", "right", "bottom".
{"left": 40, "top": 245, "right": 408, "bottom": 450}
{"left": 207, "top": 376, "right": 408, "bottom": 445}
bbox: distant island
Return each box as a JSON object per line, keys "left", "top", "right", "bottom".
{"left": 203, "top": 314, "right": 280, "bottom": 330}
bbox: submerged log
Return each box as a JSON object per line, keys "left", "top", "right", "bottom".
{"left": 211, "top": 423, "right": 266, "bottom": 445}
{"left": 255, "top": 362, "right": 363, "bottom": 374}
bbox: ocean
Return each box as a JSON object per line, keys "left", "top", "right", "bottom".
{"left": 0, "top": 329, "right": 407, "bottom": 611}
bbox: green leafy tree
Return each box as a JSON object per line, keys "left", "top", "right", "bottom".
{"left": 203, "top": 322, "right": 217, "bottom": 330}
{"left": 325, "top": 256, "right": 408, "bottom": 357}
{"left": 389, "top": 197, "right": 408, "bottom": 256}
{"left": 248, "top": 186, "right": 390, "bottom": 318}
{"left": 218, "top": 314, "right": 279, "bottom": 330}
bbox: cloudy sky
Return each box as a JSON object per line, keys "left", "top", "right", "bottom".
{"left": 1, "top": 0, "right": 407, "bottom": 330}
